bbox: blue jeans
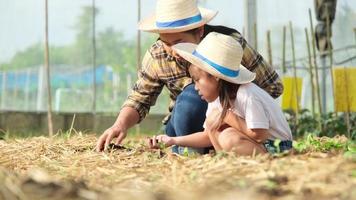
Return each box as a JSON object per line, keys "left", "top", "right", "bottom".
{"left": 263, "top": 140, "right": 293, "bottom": 154}
{"left": 165, "top": 84, "right": 211, "bottom": 154}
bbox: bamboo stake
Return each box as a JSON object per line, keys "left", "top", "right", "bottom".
{"left": 254, "top": 23, "right": 258, "bottom": 51}
{"left": 335, "top": 11, "right": 351, "bottom": 138}
{"left": 92, "top": 0, "right": 97, "bottom": 132}
{"left": 137, "top": 0, "right": 142, "bottom": 70}
{"left": 289, "top": 21, "right": 299, "bottom": 136}
{"left": 44, "top": 0, "right": 53, "bottom": 136}
{"left": 266, "top": 30, "right": 273, "bottom": 66}
{"left": 282, "top": 26, "right": 287, "bottom": 74}
{"left": 326, "top": 8, "right": 337, "bottom": 117}
{"left": 305, "top": 28, "right": 316, "bottom": 117}
{"left": 136, "top": 0, "right": 142, "bottom": 135}
{"left": 354, "top": 28, "right": 356, "bottom": 44}
{"left": 343, "top": 67, "right": 351, "bottom": 138}
{"left": 92, "top": 0, "right": 96, "bottom": 114}
{"left": 309, "top": 8, "right": 323, "bottom": 132}
{"left": 0, "top": 72, "right": 6, "bottom": 110}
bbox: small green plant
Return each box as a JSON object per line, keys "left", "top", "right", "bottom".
{"left": 284, "top": 109, "right": 356, "bottom": 140}
{"left": 183, "top": 147, "right": 190, "bottom": 157}
{"left": 273, "top": 139, "right": 281, "bottom": 154}
{"left": 0, "top": 129, "right": 10, "bottom": 140}
{"left": 343, "top": 141, "right": 356, "bottom": 160}
{"left": 293, "top": 134, "right": 349, "bottom": 153}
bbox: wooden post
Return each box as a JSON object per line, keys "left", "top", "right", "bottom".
{"left": 92, "top": 0, "right": 97, "bottom": 132}
{"left": 1, "top": 72, "right": 6, "bottom": 110}
{"left": 137, "top": 0, "right": 142, "bottom": 70}
{"left": 44, "top": 0, "right": 53, "bottom": 136}
{"left": 92, "top": 0, "right": 96, "bottom": 115}
{"left": 326, "top": 8, "right": 337, "bottom": 117}
{"left": 305, "top": 28, "right": 316, "bottom": 117}
{"left": 342, "top": 67, "right": 351, "bottom": 138}
{"left": 254, "top": 23, "right": 258, "bottom": 51}
{"left": 266, "top": 30, "right": 273, "bottom": 66}
{"left": 13, "top": 72, "right": 18, "bottom": 102}
{"left": 136, "top": 0, "right": 142, "bottom": 135}
{"left": 309, "top": 8, "right": 323, "bottom": 133}
{"left": 244, "top": 0, "right": 257, "bottom": 49}
{"left": 282, "top": 26, "right": 287, "bottom": 74}
{"left": 24, "top": 69, "right": 31, "bottom": 110}
{"left": 289, "top": 21, "right": 299, "bottom": 136}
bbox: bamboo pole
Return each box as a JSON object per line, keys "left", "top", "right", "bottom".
{"left": 266, "top": 30, "right": 273, "bottom": 66}
{"left": 137, "top": 0, "right": 142, "bottom": 70}
{"left": 136, "top": 0, "right": 142, "bottom": 135}
{"left": 289, "top": 21, "right": 299, "bottom": 136}
{"left": 44, "top": 0, "right": 53, "bottom": 136}
{"left": 340, "top": 22, "right": 350, "bottom": 138}
{"left": 1, "top": 72, "right": 6, "bottom": 110}
{"left": 92, "top": 0, "right": 96, "bottom": 114}
{"left": 342, "top": 67, "right": 351, "bottom": 138}
{"left": 350, "top": 28, "right": 356, "bottom": 137}
{"left": 92, "top": 0, "right": 97, "bottom": 132}
{"left": 326, "top": 8, "right": 337, "bottom": 117}
{"left": 309, "top": 8, "right": 323, "bottom": 132}
{"left": 305, "top": 28, "right": 316, "bottom": 117}
{"left": 282, "top": 26, "right": 287, "bottom": 74}
{"left": 254, "top": 23, "right": 258, "bottom": 51}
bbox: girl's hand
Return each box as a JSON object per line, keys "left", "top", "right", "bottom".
{"left": 147, "top": 135, "right": 176, "bottom": 149}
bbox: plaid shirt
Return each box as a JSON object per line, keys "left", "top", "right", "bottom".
{"left": 122, "top": 25, "right": 283, "bottom": 123}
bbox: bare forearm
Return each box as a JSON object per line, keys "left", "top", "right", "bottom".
{"left": 224, "top": 111, "right": 269, "bottom": 143}
{"left": 174, "top": 131, "right": 212, "bottom": 148}
{"left": 224, "top": 111, "right": 248, "bottom": 134}
{"left": 113, "top": 107, "right": 140, "bottom": 130}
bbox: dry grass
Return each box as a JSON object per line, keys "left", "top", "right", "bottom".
{"left": 0, "top": 133, "right": 355, "bottom": 200}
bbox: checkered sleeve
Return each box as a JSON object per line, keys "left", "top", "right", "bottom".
{"left": 231, "top": 32, "right": 284, "bottom": 98}
{"left": 121, "top": 52, "right": 164, "bottom": 122}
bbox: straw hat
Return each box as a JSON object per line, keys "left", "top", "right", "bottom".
{"left": 138, "top": 0, "right": 217, "bottom": 33}
{"left": 172, "top": 32, "right": 256, "bottom": 84}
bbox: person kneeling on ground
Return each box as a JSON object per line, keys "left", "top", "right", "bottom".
{"left": 148, "top": 32, "right": 293, "bottom": 155}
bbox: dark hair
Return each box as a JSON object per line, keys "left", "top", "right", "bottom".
{"left": 203, "top": 24, "right": 240, "bottom": 38}
{"left": 214, "top": 79, "right": 240, "bottom": 131}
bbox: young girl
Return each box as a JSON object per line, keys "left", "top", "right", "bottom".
{"left": 149, "top": 32, "right": 293, "bottom": 155}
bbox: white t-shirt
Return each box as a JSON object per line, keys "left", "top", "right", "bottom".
{"left": 204, "top": 83, "right": 292, "bottom": 141}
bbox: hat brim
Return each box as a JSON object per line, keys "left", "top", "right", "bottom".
{"left": 138, "top": 7, "right": 218, "bottom": 33}
{"left": 172, "top": 43, "right": 256, "bottom": 84}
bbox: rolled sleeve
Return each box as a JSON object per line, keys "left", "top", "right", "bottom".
{"left": 121, "top": 52, "right": 164, "bottom": 122}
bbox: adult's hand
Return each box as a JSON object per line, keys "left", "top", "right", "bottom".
{"left": 96, "top": 122, "right": 127, "bottom": 152}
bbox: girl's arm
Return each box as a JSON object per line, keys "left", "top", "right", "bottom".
{"left": 224, "top": 110, "right": 270, "bottom": 143}
{"left": 149, "top": 131, "right": 213, "bottom": 149}
{"left": 174, "top": 131, "right": 212, "bottom": 148}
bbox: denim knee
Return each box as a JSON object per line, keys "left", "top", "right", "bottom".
{"left": 172, "top": 84, "right": 207, "bottom": 136}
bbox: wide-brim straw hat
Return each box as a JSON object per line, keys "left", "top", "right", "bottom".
{"left": 138, "top": 0, "right": 218, "bottom": 33}
{"left": 172, "top": 32, "right": 256, "bottom": 84}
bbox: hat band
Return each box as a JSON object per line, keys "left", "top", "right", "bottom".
{"left": 192, "top": 50, "right": 240, "bottom": 77}
{"left": 156, "top": 13, "right": 202, "bottom": 28}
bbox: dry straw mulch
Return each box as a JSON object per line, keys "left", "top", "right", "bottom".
{"left": 0, "top": 134, "right": 355, "bottom": 200}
